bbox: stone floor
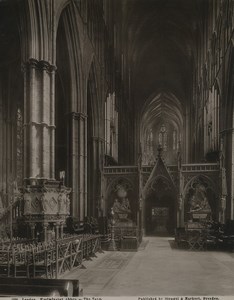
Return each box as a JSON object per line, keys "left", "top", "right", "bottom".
{"left": 61, "top": 237, "right": 234, "bottom": 296}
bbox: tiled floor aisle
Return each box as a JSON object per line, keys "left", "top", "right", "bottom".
{"left": 61, "top": 237, "right": 234, "bottom": 296}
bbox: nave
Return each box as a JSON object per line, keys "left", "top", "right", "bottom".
{"left": 61, "top": 237, "right": 234, "bottom": 296}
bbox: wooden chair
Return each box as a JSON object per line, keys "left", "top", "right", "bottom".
{"left": 12, "top": 249, "right": 30, "bottom": 277}
{"left": 32, "top": 248, "right": 54, "bottom": 278}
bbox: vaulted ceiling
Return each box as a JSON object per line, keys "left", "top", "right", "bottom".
{"left": 118, "top": 0, "right": 205, "bottom": 148}
{"left": 119, "top": 0, "right": 203, "bottom": 110}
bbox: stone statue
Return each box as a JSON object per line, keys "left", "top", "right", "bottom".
{"left": 112, "top": 185, "right": 132, "bottom": 222}
{"left": 189, "top": 184, "right": 211, "bottom": 212}
{"left": 113, "top": 199, "right": 122, "bottom": 213}
{"left": 122, "top": 197, "right": 131, "bottom": 212}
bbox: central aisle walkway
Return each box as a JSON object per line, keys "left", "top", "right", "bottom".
{"left": 62, "top": 237, "right": 234, "bottom": 296}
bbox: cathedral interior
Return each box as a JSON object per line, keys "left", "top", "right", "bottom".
{"left": 0, "top": 0, "right": 234, "bottom": 296}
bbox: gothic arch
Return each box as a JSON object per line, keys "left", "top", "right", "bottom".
{"left": 105, "top": 176, "right": 136, "bottom": 221}
{"left": 143, "top": 174, "right": 177, "bottom": 235}
{"left": 182, "top": 175, "right": 218, "bottom": 197}
{"left": 19, "top": 0, "right": 54, "bottom": 62}
{"left": 106, "top": 177, "right": 134, "bottom": 196}
{"left": 182, "top": 175, "right": 219, "bottom": 221}
{"left": 143, "top": 175, "right": 176, "bottom": 199}
{"left": 56, "top": 3, "right": 83, "bottom": 112}
{"left": 139, "top": 92, "right": 184, "bottom": 165}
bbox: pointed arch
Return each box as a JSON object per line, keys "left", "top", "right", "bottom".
{"left": 139, "top": 92, "right": 184, "bottom": 165}
{"left": 56, "top": 3, "right": 83, "bottom": 112}
{"left": 19, "top": 0, "right": 53, "bottom": 62}
{"left": 182, "top": 175, "right": 218, "bottom": 197}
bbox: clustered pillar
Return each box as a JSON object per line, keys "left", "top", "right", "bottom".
{"left": 22, "top": 59, "right": 56, "bottom": 181}
{"left": 68, "top": 112, "right": 87, "bottom": 221}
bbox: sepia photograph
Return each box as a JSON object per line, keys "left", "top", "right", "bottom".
{"left": 0, "top": 0, "right": 234, "bottom": 298}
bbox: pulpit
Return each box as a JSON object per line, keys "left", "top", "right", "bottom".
{"left": 21, "top": 180, "right": 71, "bottom": 242}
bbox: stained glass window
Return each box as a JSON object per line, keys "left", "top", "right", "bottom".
{"left": 159, "top": 124, "right": 167, "bottom": 152}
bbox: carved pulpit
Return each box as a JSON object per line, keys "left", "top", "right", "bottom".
{"left": 22, "top": 179, "right": 71, "bottom": 242}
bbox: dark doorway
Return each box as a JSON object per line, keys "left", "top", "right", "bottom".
{"left": 145, "top": 193, "right": 176, "bottom": 236}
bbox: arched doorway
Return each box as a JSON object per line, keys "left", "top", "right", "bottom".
{"left": 144, "top": 177, "right": 177, "bottom": 236}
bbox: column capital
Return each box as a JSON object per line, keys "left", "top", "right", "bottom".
{"left": 22, "top": 58, "right": 57, "bottom": 73}
{"left": 92, "top": 136, "right": 105, "bottom": 143}
{"left": 67, "top": 112, "right": 88, "bottom": 120}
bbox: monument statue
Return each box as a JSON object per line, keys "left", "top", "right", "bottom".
{"left": 112, "top": 185, "right": 132, "bottom": 222}
{"left": 189, "top": 183, "right": 211, "bottom": 212}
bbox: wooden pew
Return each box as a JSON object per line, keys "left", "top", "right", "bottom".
{"left": 0, "top": 278, "right": 81, "bottom": 296}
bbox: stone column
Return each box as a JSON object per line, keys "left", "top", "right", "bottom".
{"left": 67, "top": 112, "right": 87, "bottom": 221}
{"left": 22, "top": 59, "right": 56, "bottom": 181}
{"left": 89, "top": 137, "right": 105, "bottom": 217}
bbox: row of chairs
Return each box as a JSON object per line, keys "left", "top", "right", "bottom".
{"left": 0, "top": 234, "right": 102, "bottom": 278}
{"left": 0, "top": 242, "right": 63, "bottom": 278}
{"left": 175, "top": 221, "right": 234, "bottom": 251}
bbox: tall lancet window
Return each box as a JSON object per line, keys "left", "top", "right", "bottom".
{"left": 159, "top": 124, "right": 167, "bottom": 152}
{"left": 173, "top": 129, "right": 177, "bottom": 150}
{"left": 16, "top": 107, "right": 23, "bottom": 186}
{"left": 149, "top": 128, "right": 153, "bottom": 155}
